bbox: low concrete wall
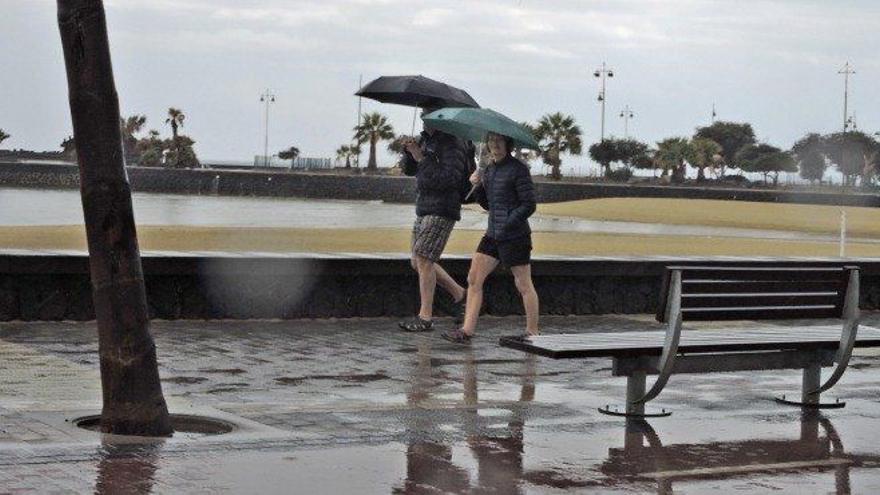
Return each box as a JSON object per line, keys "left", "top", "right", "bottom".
{"left": 4, "top": 161, "right": 880, "bottom": 206}
{"left": 2, "top": 254, "right": 880, "bottom": 321}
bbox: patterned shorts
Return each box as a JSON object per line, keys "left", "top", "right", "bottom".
{"left": 411, "top": 215, "right": 456, "bottom": 262}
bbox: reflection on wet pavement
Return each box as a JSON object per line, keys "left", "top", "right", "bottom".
{"left": 94, "top": 440, "right": 163, "bottom": 495}
{"left": 2, "top": 315, "right": 880, "bottom": 493}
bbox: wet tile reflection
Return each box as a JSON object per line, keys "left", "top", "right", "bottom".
{"left": 396, "top": 345, "right": 536, "bottom": 494}
{"left": 94, "top": 438, "right": 164, "bottom": 495}
{"left": 395, "top": 342, "right": 880, "bottom": 494}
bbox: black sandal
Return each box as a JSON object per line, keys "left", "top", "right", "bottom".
{"left": 441, "top": 328, "right": 473, "bottom": 345}
{"left": 398, "top": 317, "right": 433, "bottom": 333}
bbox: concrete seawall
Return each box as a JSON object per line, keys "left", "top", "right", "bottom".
{"left": 4, "top": 161, "right": 880, "bottom": 206}
{"left": 2, "top": 253, "right": 880, "bottom": 321}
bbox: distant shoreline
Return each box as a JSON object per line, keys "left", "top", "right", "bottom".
{"left": 2, "top": 161, "right": 880, "bottom": 207}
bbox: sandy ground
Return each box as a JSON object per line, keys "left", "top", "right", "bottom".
{"left": 3, "top": 197, "right": 880, "bottom": 257}
{"left": 538, "top": 198, "right": 880, "bottom": 237}
{"left": 3, "top": 224, "right": 880, "bottom": 257}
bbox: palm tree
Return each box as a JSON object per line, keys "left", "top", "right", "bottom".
{"left": 515, "top": 122, "right": 537, "bottom": 162}
{"left": 164, "top": 108, "right": 186, "bottom": 167}
{"left": 655, "top": 137, "right": 691, "bottom": 182}
{"left": 687, "top": 137, "right": 723, "bottom": 181}
{"left": 165, "top": 108, "right": 185, "bottom": 141}
{"left": 278, "top": 146, "right": 300, "bottom": 161}
{"left": 0, "top": 129, "right": 10, "bottom": 147}
{"left": 353, "top": 112, "right": 395, "bottom": 171}
{"left": 336, "top": 143, "right": 362, "bottom": 168}
{"left": 534, "top": 113, "right": 582, "bottom": 180}
{"left": 121, "top": 115, "right": 147, "bottom": 163}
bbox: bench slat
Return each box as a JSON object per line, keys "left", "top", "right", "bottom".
{"left": 657, "top": 266, "right": 853, "bottom": 323}
{"left": 681, "top": 307, "right": 839, "bottom": 321}
{"left": 681, "top": 295, "right": 838, "bottom": 308}
{"left": 499, "top": 325, "right": 880, "bottom": 359}
{"left": 683, "top": 281, "right": 843, "bottom": 294}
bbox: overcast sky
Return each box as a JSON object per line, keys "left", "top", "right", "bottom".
{"left": 2, "top": 0, "right": 878, "bottom": 173}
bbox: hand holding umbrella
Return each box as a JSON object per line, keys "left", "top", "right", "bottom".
{"left": 421, "top": 108, "right": 540, "bottom": 201}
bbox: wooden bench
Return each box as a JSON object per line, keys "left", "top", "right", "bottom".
{"left": 500, "top": 265, "right": 880, "bottom": 417}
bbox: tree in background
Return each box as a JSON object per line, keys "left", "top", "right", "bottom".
{"left": 136, "top": 130, "right": 163, "bottom": 167}
{"left": 614, "top": 139, "right": 649, "bottom": 169}
{"left": 0, "top": 129, "right": 10, "bottom": 146}
{"left": 353, "top": 112, "right": 395, "bottom": 171}
{"left": 165, "top": 108, "right": 185, "bottom": 141}
{"left": 133, "top": 127, "right": 199, "bottom": 169}
{"left": 589, "top": 138, "right": 649, "bottom": 181}
{"left": 631, "top": 150, "right": 657, "bottom": 176}
{"left": 120, "top": 115, "right": 146, "bottom": 164}
{"left": 791, "top": 133, "right": 827, "bottom": 185}
{"left": 655, "top": 137, "right": 691, "bottom": 182}
{"left": 694, "top": 121, "right": 756, "bottom": 175}
{"left": 515, "top": 122, "right": 538, "bottom": 163}
{"left": 687, "top": 137, "right": 723, "bottom": 181}
{"left": 387, "top": 134, "right": 413, "bottom": 158}
{"left": 278, "top": 146, "right": 300, "bottom": 161}
{"left": 534, "top": 112, "right": 582, "bottom": 180}
{"left": 336, "top": 144, "right": 360, "bottom": 168}
{"left": 735, "top": 143, "right": 795, "bottom": 185}
{"left": 822, "top": 131, "right": 879, "bottom": 187}
{"left": 163, "top": 135, "right": 199, "bottom": 169}
{"left": 60, "top": 135, "right": 76, "bottom": 161}
{"left": 587, "top": 139, "right": 617, "bottom": 177}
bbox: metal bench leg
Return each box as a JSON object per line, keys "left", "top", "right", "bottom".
{"left": 811, "top": 267, "right": 860, "bottom": 396}
{"left": 627, "top": 371, "right": 647, "bottom": 416}
{"left": 599, "top": 270, "right": 682, "bottom": 419}
{"left": 599, "top": 369, "right": 673, "bottom": 418}
{"left": 775, "top": 267, "right": 859, "bottom": 409}
{"left": 774, "top": 360, "right": 846, "bottom": 409}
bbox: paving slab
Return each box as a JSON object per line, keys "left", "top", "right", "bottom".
{"left": 2, "top": 314, "right": 880, "bottom": 493}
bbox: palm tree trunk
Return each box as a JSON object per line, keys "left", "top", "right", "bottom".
{"left": 551, "top": 144, "right": 561, "bottom": 180}
{"left": 58, "top": 0, "right": 172, "bottom": 437}
{"left": 368, "top": 137, "right": 378, "bottom": 170}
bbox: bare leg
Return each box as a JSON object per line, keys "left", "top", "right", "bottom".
{"left": 434, "top": 264, "right": 466, "bottom": 302}
{"left": 511, "top": 264, "right": 539, "bottom": 335}
{"left": 415, "top": 255, "right": 437, "bottom": 320}
{"left": 462, "top": 253, "right": 499, "bottom": 335}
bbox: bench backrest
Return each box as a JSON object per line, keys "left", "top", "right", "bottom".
{"left": 656, "top": 266, "right": 858, "bottom": 323}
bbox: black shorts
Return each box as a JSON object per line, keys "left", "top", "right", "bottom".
{"left": 476, "top": 235, "right": 532, "bottom": 267}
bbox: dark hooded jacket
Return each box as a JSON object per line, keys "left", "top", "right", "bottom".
{"left": 473, "top": 155, "right": 536, "bottom": 241}
{"left": 402, "top": 130, "right": 467, "bottom": 221}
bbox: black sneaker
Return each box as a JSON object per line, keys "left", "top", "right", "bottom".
{"left": 441, "top": 328, "right": 472, "bottom": 345}
{"left": 399, "top": 317, "right": 433, "bottom": 333}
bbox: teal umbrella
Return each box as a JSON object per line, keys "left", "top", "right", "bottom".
{"left": 422, "top": 107, "right": 539, "bottom": 150}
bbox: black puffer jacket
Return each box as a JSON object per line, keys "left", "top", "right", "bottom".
{"left": 473, "top": 156, "right": 536, "bottom": 241}
{"left": 402, "top": 130, "right": 467, "bottom": 221}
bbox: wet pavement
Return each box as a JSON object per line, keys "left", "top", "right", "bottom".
{"left": 1, "top": 314, "right": 880, "bottom": 493}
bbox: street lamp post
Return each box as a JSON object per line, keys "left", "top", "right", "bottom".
{"left": 594, "top": 62, "right": 614, "bottom": 141}
{"left": 260, "top": 90, "right": 275, "bottom": 167}
{"left": 838, "top": 62, "right": 855, "bottom": 132}
{"left": 619, "top": 105, "right": 634, "bottom": 139}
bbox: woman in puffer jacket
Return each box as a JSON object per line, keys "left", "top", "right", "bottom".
{"left": 442, "top": 131, "right": 539, "bottom": 344}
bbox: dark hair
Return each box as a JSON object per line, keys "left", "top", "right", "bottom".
{"left": 488, "top": 132, "right": 514, "bottom": 155}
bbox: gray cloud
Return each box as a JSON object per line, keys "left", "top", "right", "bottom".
{"left": 2, "top": 0, "right": 878, "bottom": 174}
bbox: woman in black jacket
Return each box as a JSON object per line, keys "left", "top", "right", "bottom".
{"left": 442, "top": 132, "right": 539, "bottom": 344}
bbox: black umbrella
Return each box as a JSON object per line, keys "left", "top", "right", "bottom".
{"left": 356, "top": 75, "right": 479, "bottom": 109}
